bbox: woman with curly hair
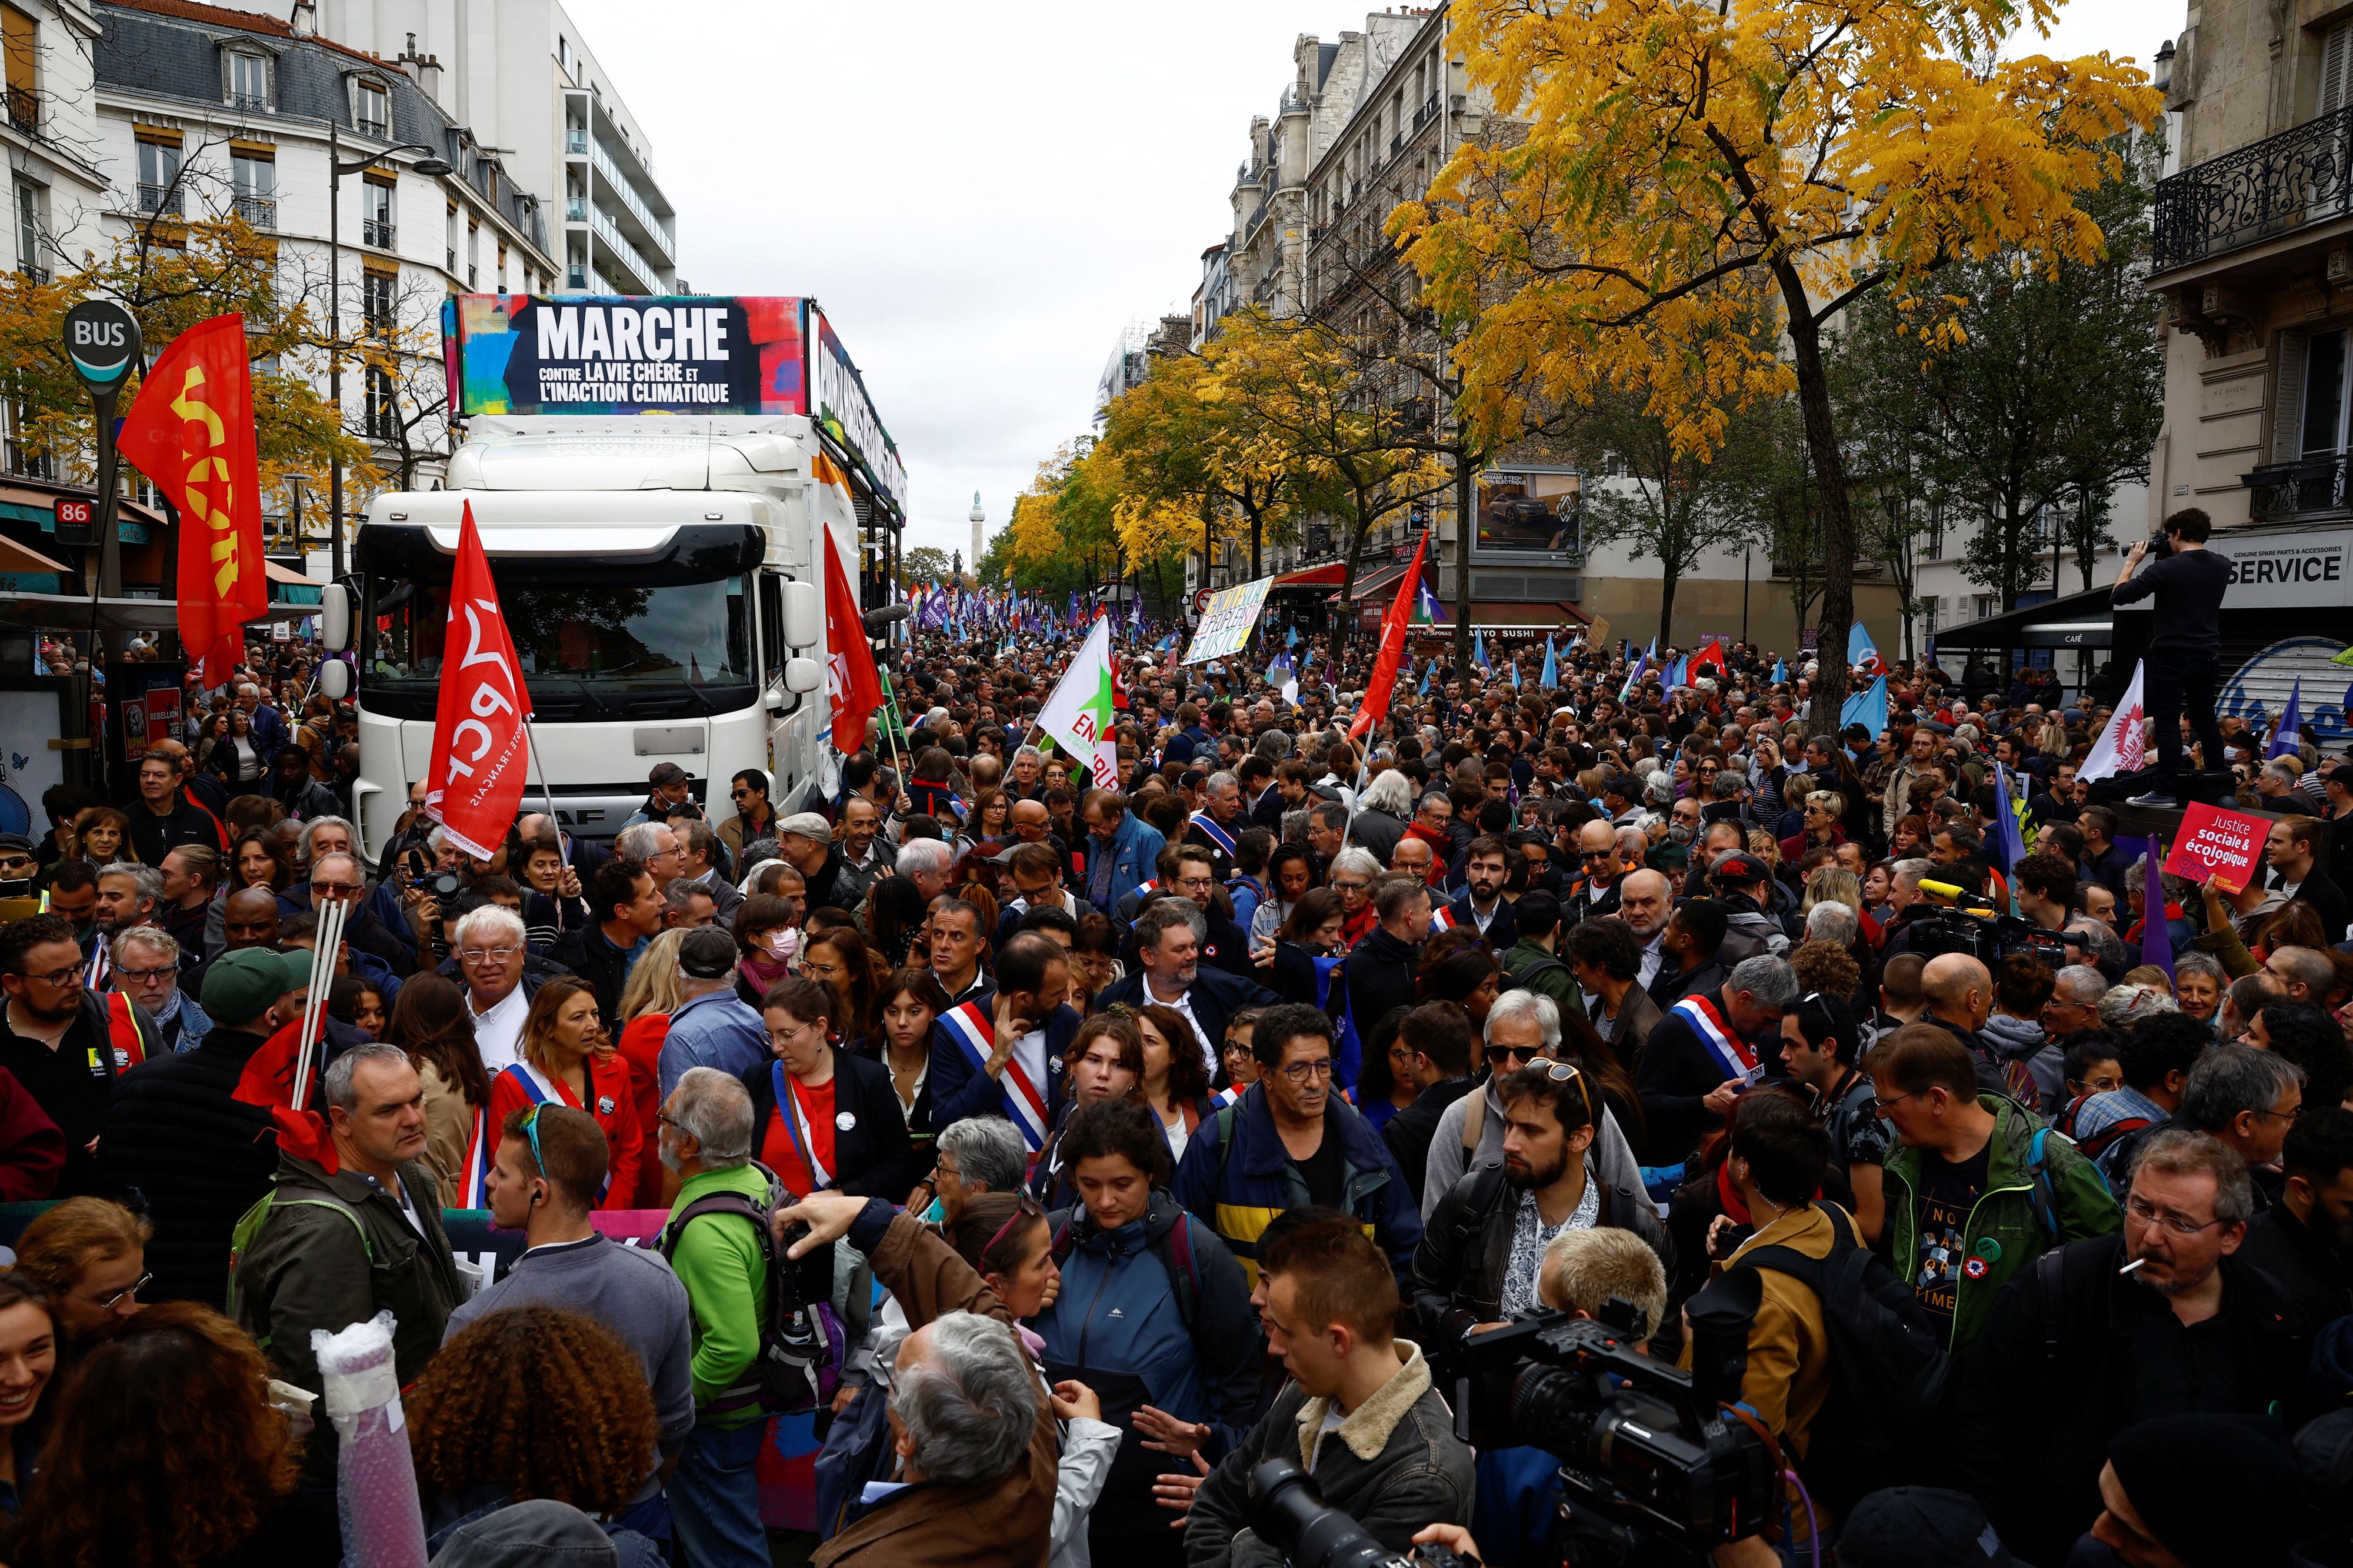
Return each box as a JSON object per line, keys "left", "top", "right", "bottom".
{"left": 485, "top": 976, "right": 643, "bottom": 1209}
{"left": 408, "top": 1303, "right": 663, "bottom": 1562}
{"left": 6, "top": 1300, "right": 298, "bottom": 1566}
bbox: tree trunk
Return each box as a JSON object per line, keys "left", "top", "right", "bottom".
{"left": 1658, "top": 558, "right": 1679, "bottom": 650}
{"left": 1451, "top": 446, "right": 1474, "bottom": 675}
{"left": 1777, "top": 263, "right": 1855, "bottom": 738}
{"left": 1250, "top": 506, "right": 1263, "bottom": 581}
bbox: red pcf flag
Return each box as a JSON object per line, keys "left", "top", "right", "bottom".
{"left": 1349, "top": 532, "right": 1429, "bottom": 742}
{"left": 822, "top": 528, "right": 882, "bottom": 753}
{"left": 115, "top": 315, "right": 266, "bottom": 685}
{"left": 424, "top": 502, "right": 533, "bottom": 858}
{"left": 1691, "top": 638, "right": 1727, "bottom": 678}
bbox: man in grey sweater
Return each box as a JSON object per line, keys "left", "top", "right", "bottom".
{"left": 445, "top": 1104, "right": 694, "bottom": 1535}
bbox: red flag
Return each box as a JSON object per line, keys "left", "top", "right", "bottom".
{"left": 1349, "top": 532, "right": 1429, "bottom": 741}
{"left": 1692, "top": 637, "right": 1727, "bottom": 678}
{"left": 822, "top": 528, "right": 883, "bottom": 753}
{"left": 116, "top": 315, "right": 267, "bottom": 685}
{"left": 423, "top": 502, "right": 533, "bottom": 858}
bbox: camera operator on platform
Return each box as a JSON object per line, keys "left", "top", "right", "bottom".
{"left": 2108, "top": 508, "right": 2233, "bottom": 809}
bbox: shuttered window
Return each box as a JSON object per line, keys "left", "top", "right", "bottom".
{"left": 2322, "top": 21, "right": 2353, "bottom": 116}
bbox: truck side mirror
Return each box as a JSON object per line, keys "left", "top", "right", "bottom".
{"left": 782, "top": 581, "right": 821, "bottom": 649}
{"left": 784, "top": 656, "right": 822, "bottom": 694}
{"left": 318, "top": 660, "right": 351, "bottom": 700}
{"left": 319, "top": 583, "right": 352, "bottom": 650}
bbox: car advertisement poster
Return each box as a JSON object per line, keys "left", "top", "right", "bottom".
{"left": 1477, "top": 469, "right": 1582, "bottom": 552}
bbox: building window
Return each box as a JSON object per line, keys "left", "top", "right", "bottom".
{"left": 364, "top": 365, "right": 397, "bottom": 441}
{"left": 361, "top": 179, "right": 394, "bottom": 248}
{"left": 226, "top": 51, "right": 271, "bottom": 113}
{"left": 354, "top": 78, "right": 390, "bottom": 138}
{"left": 1, "top": 3, "right": 35, "bottom": 134}
{"left": 445, "top": 204, "right": 458, "bottom": 271}
{"left": 362, "top": 269, "right": 394, "bottom": 335}
{"left": 12, "top": 180, "right": 37, "bottom": 279}
{"left": 230, "top": 150, "right": 275, "bottom": 229}
{"left": 136, "top": 138, "right": 181, "bottom": 215}
{"left": 2322, "top": 22, "right": 2353, "bottom": 119}
{"left": 466, "top": 219, "right": 477, "bottom": 287}
{"left": 2302, "top": 329, "right": 2351, "bottom": 461}
{"left": 4, "top": 400, "right": 47, "bottom": 478}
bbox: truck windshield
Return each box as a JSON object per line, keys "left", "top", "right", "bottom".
{"left": 363, "top": 575, "right": 755, "bottom": 720}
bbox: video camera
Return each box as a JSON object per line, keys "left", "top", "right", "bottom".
{"left": 1432, "top": 1302, "right": 1778, "bottom": 1566}
{"left": 1249, "top": 1462, "right": 1479, "bottom": 1568}
{"left": 1905, "top": 894, "right": 2071, "bottom": 970}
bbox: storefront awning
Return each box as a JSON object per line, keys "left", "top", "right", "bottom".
{"left": 1270, "top": 561, "right": 1347, "bottom": 588}
{"left": 1332, "top": 560, "right": 1412, "bottom": 603}
{"left": 1931, "top": 583, "right": 2114, "bottom": 650}
{"left": 1461, "top": 602, "right": 1592, "bottom": 630}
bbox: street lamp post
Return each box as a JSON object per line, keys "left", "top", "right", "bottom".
{"left": 327, "top": 122, "right": 451, "bottom": 579}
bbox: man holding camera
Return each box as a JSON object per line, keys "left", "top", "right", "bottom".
{"left": 1184, "top": 1216, "right": 1474, "bottom": 1568}
{"left": 2108, "top": 509, "right": 2233, "bottom": 808}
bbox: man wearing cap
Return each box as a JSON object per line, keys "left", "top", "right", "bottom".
{"left": 657, "top": 926, "right": 771, "bottom": 1097}
{"left": 774, "top": 810, "right": 852, "bottom": 914}
{"left": 99, "top": 946, "right": 294, "bottom": 1303}
{"left": 624, "top": 762, "right": 699, "bottom": 829}
{"left": 1711, "top": 853, "right": 1794, "bottom": 961}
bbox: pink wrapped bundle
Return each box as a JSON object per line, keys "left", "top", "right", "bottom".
{"left": 315, "top": 1312, "right": 428, "bottom": 1568}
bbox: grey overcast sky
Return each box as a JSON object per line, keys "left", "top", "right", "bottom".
{"left": 562, "top": 0, "right": 2170, "bottom": 565}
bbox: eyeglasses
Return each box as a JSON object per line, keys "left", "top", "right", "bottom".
{"left": 1486, "top": 1043, "right": 1547, "bottom": 1066}
{"left": 76, "top": 1272, "right": 151, "bottom": 1312}
{"left": 2122, "top": 1197, "right": 2227, "bottom": 1239}
{"left": 1279, "top": 1057, "right": 1336, "bottom": 1083}
{"left": 311, "top": 882, "right": 362, "bottom": 896}
{"left": 0, "top": 855, "right": 35, "bottom": 874}
{"left": 1332, "top": 879, "right": 1369, "bottom": 892}
{"left": 21, "top": 963, "right": 81, "bottom": 988}
{"left": 459, "top": 947, "right": 520, "bottom": 965}
{"left": 114, "top": 964, "right": 176, "bottom": 982}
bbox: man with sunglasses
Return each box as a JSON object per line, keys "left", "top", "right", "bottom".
{"left": 1412, "top": 1056, "right": 1669, "bottom": 1352}
{"left": 1949, "top": 1130, "right": 2314, "bottom": 1568}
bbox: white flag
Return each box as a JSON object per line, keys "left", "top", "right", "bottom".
{"left": 2078, "top": 659, "right": 2148, "bottom": 784}
{"left": 1035, "top": 617, "right": 1121, "bottom": 790}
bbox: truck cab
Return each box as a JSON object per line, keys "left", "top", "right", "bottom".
{"left": 345, "top": 415, "right": 845, "bottom": 863}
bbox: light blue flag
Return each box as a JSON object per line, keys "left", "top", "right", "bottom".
{"left": 1840, "top": 675, "right": 1889, "bottom": 738}
{"left": 1647, "top": 635, "right": 1658, "bottom": 660}
{"left": 1847, "top": 620, "right": 1879, "bottom": 673}
{"left": 1473, "top": 629, "right": 1490, "bottom": 671}
{"left": 1667, "top": 656, "right": 1688, "bottom": 689}
{"left": 1287, "top": 625, "right": 1299, "bottom": 649}
{"left": 1511, "top": 657, "right": 1522, "bottom": 690}
{"left": 1771, "top": 658, "right": 1787, "bottom": 684}
{"left": 1418, "top": 660, "right": 1431, "bottom": 698}
{"left": 1540, "top": 638, "right": 1558, "bottom": 689}
{"left": 2269, "top": 677, "right": 2305, "bottom": 760}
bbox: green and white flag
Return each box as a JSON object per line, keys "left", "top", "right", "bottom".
{"left": 1036, "top": 616, "right": 1119, "bottom": 790}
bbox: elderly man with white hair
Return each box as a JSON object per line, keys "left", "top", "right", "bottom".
{"left": 775, "top": 1187, "right": 1061, "bottom": 1565}
{"left": 1348, "top": 768, "right": 1414, "bottom": 866}
{"left": 451, "top": 904, "right": 536, "bottom": 1071}
{"left": 1418, "top": 989, "right": 1650, "bottom": 1221}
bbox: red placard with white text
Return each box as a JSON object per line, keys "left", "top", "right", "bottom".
{"left": 2161, "top": 801, "right": 2267, "bottom": 894}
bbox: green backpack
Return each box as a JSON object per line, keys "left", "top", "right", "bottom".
{"left": 225, "top": 1189, "right": 371, "bottom": 1337}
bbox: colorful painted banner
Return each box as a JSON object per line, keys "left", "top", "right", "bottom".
{"left": 1184, "top": 576, "right": 1275, "bottom": 666}
{"left": 444, "top": 295, "right": 808, "bottom": 416}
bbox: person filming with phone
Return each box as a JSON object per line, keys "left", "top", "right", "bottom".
{"left": 2109, "top": 508, "right": 2234, "bottom": 809}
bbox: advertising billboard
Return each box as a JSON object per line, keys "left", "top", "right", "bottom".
{"left": 1476, "top": 469, "right": 1581, "bottom": 553}
{"left": 444, "top": 295, "right": 809, "bottom": 416}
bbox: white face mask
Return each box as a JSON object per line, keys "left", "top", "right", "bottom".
{"left": 767, "top": 929, "right": 801, "bottom": 964}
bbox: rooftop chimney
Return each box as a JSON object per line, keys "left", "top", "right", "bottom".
{"left": 289, "top": 0, "right": 316, "bottom": 36}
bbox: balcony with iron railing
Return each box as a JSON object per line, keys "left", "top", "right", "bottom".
{"left": 362, "top": 216, "right": 395, "bottom": 248}
{"left": 234, "top": 194, "right": 276, "bottom": 229}
{"left": 4, "top": 87, "right": 37, "bottom": 136}
{"left": 136, "top": 183, "right": 181, "bottom": 216}
{"left": 2152, "top": 104, "right": 2353, "bottom": 273}
{"left": 1412, "top": 92, "right": 1440, "bottom": 130}
{"left": 2243, "top": 453, "right": 2351, "bottom": 521}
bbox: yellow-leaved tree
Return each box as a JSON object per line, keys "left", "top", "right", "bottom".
{"left": 1395, "top": 0, "right": 2160, "bottom": 728}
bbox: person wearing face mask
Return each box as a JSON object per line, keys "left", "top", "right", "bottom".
{"left": 96, "top": 947, "right": 293, "bottom": 1303}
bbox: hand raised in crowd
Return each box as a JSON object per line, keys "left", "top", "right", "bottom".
{"left": 774, "top": 1190, "right": 869, "bottom": 1257}
{"left": 1133, "top": 1403, "right": 1209, "bottom": 1456}
{"left": 1152, "top": 1453, "right": 1211, "bottom": 1527}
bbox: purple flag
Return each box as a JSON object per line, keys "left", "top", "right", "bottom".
{"left": 2139, "top": 838, "right": 2173, "bottom": 980}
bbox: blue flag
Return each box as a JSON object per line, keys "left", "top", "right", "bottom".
{"left": 2269, "top": 677, "right": 2305, "bottom": 759}
{"left": 1667, "top": 656, "right": 1688, "bottom": 689}
{"left": 1418, "top": 660, "right": 1431, "bottom": 698}
{"left": 2140, "top": 838, "right": 2174, "bottom": 980}
{"left": 1840, "top": 675, "right": 1888, "bottom": 738}
{"left": 1473, "top": 629, "right": 1490, "bottom": 671}
{"left": 1287, "top": 625, "right": 1299, "bottom": 649}
{"left": 1540, "top": 638, "right": 1558, "bottom": 689}
{"left": 1619, "top": 650, "right": 1649, "bottom": 702}
{"left": 1771, "top": 658, "right": 1787, "bottom": 684}
{"left": 1511, "top": 657, "right": 1522, "bottom": 690}
{"left": 1847, "top": 620, "right": 1880, "bottom": 674}
{"left": 1989, "top": 762, "right": 2031, "bottom": 876}
{"left": 1647, "top": 634, "right": 1658, "bottom": 661}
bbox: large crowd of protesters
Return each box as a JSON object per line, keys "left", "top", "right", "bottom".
{"left": 0, "top": 612, "right": 2349, "bottom": 1568}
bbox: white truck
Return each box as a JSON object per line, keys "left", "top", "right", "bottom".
{"left": 334, "top": 413, "right": 862, "bottom": 864}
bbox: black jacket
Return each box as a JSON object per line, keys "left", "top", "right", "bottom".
{"left": 98, "top": 1022, "right": 280, "bottom": 1307}
{"left": 2237, "top": 1201, "right": 2353, "bottom": 1326}
{"left": 125, "top": 793, "right": 224, "bottom": 869}
{"left": 1950, "top": 1230, "right": 2317, "bottom": 1568}
{"left": 1095, "top": 967, "right": 1277, "bottom": 1068}
{"left": 551, "top": 922, "right": 642, "bottom": 1029}
{"left": 1381, "top": 1076, "right": 1477, "bottom": 1213}
{"left": 1647, "top": 956, "right": 1725, "bottom": 1012}
{"left": 744, "top": 1047, "right": 919, "bottom": 1205}
{"left": 278, "top": 886, "right": 418, "bottom": 978}
{"left": 1411, "top": 1158, "right": 1674, "bottom": 1355}
{"left": 1338, "top": 926, "right": 1422, "bottom": 1042}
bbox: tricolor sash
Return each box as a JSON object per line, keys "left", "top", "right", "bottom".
{"left": 938, "top": 1002, "right": 1049, "bottom": 1151}
{"left": 1671, "top": 993, "right": 1761, "bottom": 1084}
{"left": 458, "top": 1105, "right": 494, "bottom": 1209}
{"left": 1209, "top": 1084, "right": 1241, "bottom": 1109}
{"left": 498, "top": 1061, "right": 615, "bottom": 1200}
{"left": 1188, "top": 812, "right": 1239, "bottom": 859}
